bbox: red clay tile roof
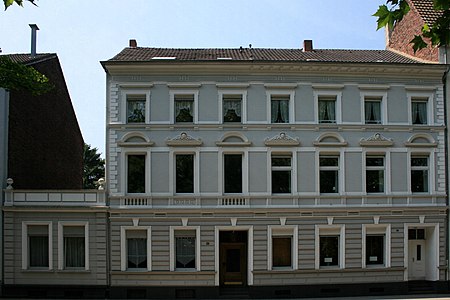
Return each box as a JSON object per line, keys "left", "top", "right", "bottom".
{"left": 409, "top": 0, "right": 443, "bottom": 25}
{"left": 107, "top": 47, "right": 422, "bottom": 64}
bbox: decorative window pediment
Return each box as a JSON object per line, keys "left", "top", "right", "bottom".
{"left": 359, "top": 133, "right": 394, "bottom": 147}
{"left": 405, "top": 133, "right": 437, "bottom": 148}
{"left": 265, "top": 132, "right": 300, "bottom": 146}
{"left": 313, "top": 132, "right": 347, "bottom": 147}
{"left": 118, "top": 132, "right": 154, "bottom": 147}
{"left": 216, "top": 131, "right": 251, "bottom": 147}
{"left": 166, "top": 132, "right": 202, "bottom": 146}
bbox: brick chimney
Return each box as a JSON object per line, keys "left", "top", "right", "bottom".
{"left": 303, "top": 40, "right": 313, "bottom": 52}
{"left": 129, "top": 39, "right": 137, "bottom": 48}
{"left": 29, "top": 24, "right": 39, "bottom": 58}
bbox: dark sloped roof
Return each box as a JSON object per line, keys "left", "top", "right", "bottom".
{"left": 2, "top": 53, "right": 55, "bottom": 65}
{"left": 108, "top": 47, "right": 421, "bottom": 64}
{"left": 409, "top": 0, "right": 443, "bottom": 25}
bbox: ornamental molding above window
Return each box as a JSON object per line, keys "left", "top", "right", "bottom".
{"left": 359, "top": 133, "right": 394, "bottom": 147}
{"left": 118, "top": 132, "right": 154, "bottom": 147}
{"left": 216, "top": 131, "right": 251, "bottom": 146}
{"left": 313, "top": 132, "right": 347, "bottom": 147}
{"left": 404, "top": 133, "right": 437, "bottom": 148}
{"left": 166, "top": 132, "right": 202, "bottom": 146}
{"left": 265, "top": 132, "right": 300, "bottom": 146}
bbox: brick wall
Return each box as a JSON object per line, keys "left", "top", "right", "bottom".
{"left": 8, "top": 55, "right": 84, "bottom": 189}
{"left": 387, "top": 6, "right": 439, "bottom": 62}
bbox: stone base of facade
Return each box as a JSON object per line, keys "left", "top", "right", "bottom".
{"left": 2, "top": 285, "right": 108, "bottom": 299}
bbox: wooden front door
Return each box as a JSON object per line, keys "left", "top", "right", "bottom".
{"left": 219, "top": 231, "right": 247, "bottom": 286}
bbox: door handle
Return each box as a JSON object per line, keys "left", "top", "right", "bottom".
{"left": 412, "top": 258, "right": 415, "bottom": 262}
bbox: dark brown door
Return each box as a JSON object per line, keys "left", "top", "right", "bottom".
{"left": 220, "top": 242, "right": 247, "bottom": 286}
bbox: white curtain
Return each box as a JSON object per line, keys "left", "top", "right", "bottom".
{"left": 176, "top": 236, "right": 195, "bottom": 268}
{"left": 365, "top": 101, "right": 381, "bottom": 124}
{"left": 412, "top": 102, "right": 427, "bottom": 124}
{"left": 319, "top": 100, "right": 336, "bottom": 123}
{"left": 127, "top": 100, "right": 145, "bottom": 123}
{"left": 175, "top": 100, "right": 194, "bottom": 122}
{"left": 271, "top": 100, "right": 289, "bottom": 123}
{"left": 64, "top": 236, "right": 85, "bottom": 268}
{"left": 127, "top": 238, "right": 147, "bottom": 268}
{"left": 223, "top": 100, "right": 241, "bottom": 122}
{"left": 29, "top": 236, "right": 49, "bottom": 267}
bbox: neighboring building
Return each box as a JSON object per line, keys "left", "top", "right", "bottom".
{"left": 100, "top": 40, "right": 448, "bottom": 298}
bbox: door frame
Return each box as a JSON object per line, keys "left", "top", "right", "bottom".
{"left": 215, "top": 226, "right": 253, "bottom": 286}
{"left": 403, "top": 223, "right": 439, "bottom": 281}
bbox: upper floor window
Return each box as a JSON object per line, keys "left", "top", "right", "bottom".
{"left": 364, "top": 97, "right": 382, "bottom": 124}
{"left": 411, "top": 155, "right": 429, "bottom": 193}
{"left": 127, "top": 154, "right": 146, "bottom": 193}
{"left": 175, "top": 94, "right": 195, "bottom": 123}
{"left": 224, "top": 154, "right": 242, "bottom": 193}
{"left": 271, "top": 95, "right": 290, "bottom": 123}
{"left": 176, "top": 154, "right": 194, "bottom": 194}
{"left": 271, "top": 154, "right": 291, "bottom": 194}
{"left": 223, "top": 94, "right": 242, "bottom": 123}
{"left": 319, "top": 156, "right": 339, "bottom": 194}
{"left": 366, "top": 156, "right": 385, "bottom": 193}
{"left": 318, "top": 96, "right": 336, "bottom": 123}
{"left": 127, "top": 94, "right": 146, "bottom": 123}
{"left": 411, "top": 98, "right": 428, "bottom": 125}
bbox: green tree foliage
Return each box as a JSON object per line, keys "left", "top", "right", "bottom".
{"left": 0, "top": 56, "right": 53, "bottom": 95}
{"left": 3, "top": 0, "right": 36, "bottom": 10}
{"left": 83, "top": 143, "right": 105, "bottom": 189}
{"left": 374, "top": 0, "right": 450, "bottom": 52}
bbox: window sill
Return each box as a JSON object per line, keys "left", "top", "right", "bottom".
{"left": 57, "top": 269, "right": 91, "bottom": 273}
{"left": 22, "top": 268, "right": 53, "bottom": 273}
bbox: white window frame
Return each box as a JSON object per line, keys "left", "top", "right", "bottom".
{"left": 219, "top": 90, "right": 247, "bottom": 124}
{"left": 121, "top": 89, "right": 151, "bottom": 124}
{"left": 122, "top": 149, "right": 151, "bottom": 195}
{"left": 315, "top": 225, "right": 345, "bottom": 269}
{"left": 170, "top": 149, "right": 200, "bottom": 195}
{"left": 57, "top": 221, "right": 89, "bottom": 270}
{"left": 269, "top": 150, "right": 297, "bottom": 194}
{"left": 314, "top": 91, "right": 342, "bottom": 124}
{"left": 407, "top": 92, "right": 434, "bottom": 126}
{"left": 170, "top": 90, "right": 199, "bottom": 124}
{"left": 170, "top": 226, "right": 201, "bottom": 271}
{"left": 361, "top": 91, "right": 387, "bottom": 125}
{"left": 267, "top": 226, "right": 298, "bottom": 270}
{"left": 266, "top": 90, "right": 295, "bottom": 124}
{"left": 408, "top": 152, "right": 433, "bottom": 194}
{"left": 120, "top": 225, "right": 152, "bottom": 271}
{"left": 22, "top": 221, "right": 53, "bottom": 270}
{"left": 362, "top": 224, "right": 391, "bottom": 268}
{"left": 317, "top": 152, "right": 342, "bottom": 194}
{"left": 363, "top": 153, "right": 388, "bottom": 194}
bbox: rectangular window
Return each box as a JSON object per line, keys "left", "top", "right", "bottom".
{"left": 411, "top": 98, "right": 428, "bottom": 125}
{"left": 175, "top": 94, "right": 194, "bottom": 123}
{"left": 127, "top": 230, "right": 147, "bottom": 269}
{"left": 318, "top": 96, "right": 336, "bottom": 123}
{"left": 365, "top": 97, "right": 382, "bottom": 124}
{"left": 272, "top": 237, "right": 292, "bottom": 267}
{"left": 64, "top": 226, "right": 85, "bottom": 269}
{"left": 320, "top": 236, "right": 339, "bottom": 267}
{"left": 366, "top": 156, "right": 385, "bottom": 193}
{"left": 271, "top": 95, "right": 290, "bottom": 123}
{"left": 319, "top": 156, "right": 339, "bottom": 193}
{"left": 176, "top": 154, "right": 194, "bottom": 193}
{"left": 224, "top": 154, "right": 242, "bottom": 193}
{"left": 366, "top": 235, "right": 384, "bottom": 265}
{"left": 127, "top": 154, "right": 146, "bottom": 193}
{"left": 271, "top": 155, "right": 291, "bottom": 194}
{"left": 223, "top": 94, "right": 242, "bottom": 123}
{"left": 175, "top": 230, "right": 196, "bottom": 269}
{"left": 127, "top": 94, "right": 146, "bottom": 123}
{"left": 28, "top": 225, "right": 49, "bottom": 268}
{"left": 408, "top": 228, "right": 425, "bottom": 240}
{"left": 411, "top": 156, "right": 429, "bottom": 193}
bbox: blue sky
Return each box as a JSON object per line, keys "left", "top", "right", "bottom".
{"left": 1, "top": 0, "right": 386, "bottom": 156}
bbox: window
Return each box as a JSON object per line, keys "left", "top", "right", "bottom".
{"left": 318, "top": 96, "right": 336, "bottom": 123}
{"left": 176, "top": 154, "right": 194, "bottom": 193}
{"left": 363, "top": 225, "right": 390, "bottom": 268}
{"left": 319, "top": 156, "right": 339, "bottom": 193}
{"left": 268, "top": 226, "right": 298, "bottom": 270}
{"left": 411, "top": 98, "right": 428, "bottom": 125}
{"left": 365, "top": 97, "right": 382, "bottom": 124}
{"left": 127, "top": 94, "right": 146, "bottom": 123}
{"left": 175, "top": 230, "right": 196, "bottom": 269}
{"left": 127, "top": 154, "right": 145, "bottom": 193}
{"left": 271, "top": 95, "right": 290, "bottom": 123}
{"left": 224, "top": 154, "right": 242, "bottom": 193}
{"left": 411, "top": 156, "right": 429, "bottom": 193}
{"left": 127, "top": 230, "right": 147, "bottom": 269}
{"left": 408, "top": 228, "right": 425, "bottom": 240}
{"left": 320, "top": 236, "right": 339, "bottom": 267}
{"left": 366, "top": 235, "right": 384, "bottom": 265}
{"left": 366, "top": 156, "right": 385, "bottom": 193}
{"left": 29, "top": 226, "right": 49, "bottom": 268}
{"left": 223, "top": 94, "right": 242, "bottom": 123}
{"left": 175, "top": 94, "right": 194, "bottom": 123}
{"left": 272, "top": 237, "right": 292, "bottom": 267}
{"left": 63, "top": 226, "right": 85, "bottom": 269}
{"left": 316, "top": 225, "right": 345, "bottom": 269}
{"left": 271, "top": 155, "right": 291, "bottom": 194}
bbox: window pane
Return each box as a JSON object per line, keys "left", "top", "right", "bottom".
{"left": 365, "top": 100, "right": 381, "bottom": 124}
{"left": 176, "top": 154, "right": 194, "bottom": 193}
{"left": 412, "top": 101, "right": 427, "bottom": 125}
{"left": 320, "top": 170, "right": 338, "bottom": 193}
{"left": 29, "top": 236, "right": 49, "bottom": 267}
{"left": 175, "top": 95, "right": 194, "bottom": 122}
{"left": 272, "top": 237, "right": 292, "bottom": 267}
{"left": 319, "top": 98, "right": 336, "bottom": 123}
{"left": 64, "top": 236, "right": 85, "bottom": 268}
{"left": 223, "top": 95, "right": 242, "bottom": 123}
{"left": 224, "top": 154, "right": 242, "bottom": 193}
{"left": 271, "top": 97, "right": 289, "bottom": 123}
{"left": 366, "top": 157, "right": 383, "bottom": 167}
{"left": 127, "top": 238, "right": 147, "bottom": 268}
{"left": 411, "top": 170, "right": 428, "bottom": 192}
{"left": 176, "top": 236, "right": 196, "bottom": 269}
{"left": 272, "top": 170, "right": 291, "bottom": 194}
{"left": 366, "top": 235, "right": 384, "bottom": 265}
{"left": 127, "top": 155, "right": 145, "bottom": 193}
{"left": 411, "top": 157, "right": 428, "bottom": 167}
{"left": 320, "top": 157, "right": 338, "bottom": 167}
{"left": 127, "top": 95, "right": 146, "bottom": 123}
{"left": 366, "top": 170, "right": 384, "bottom": 193}
{"left": 272, "top": 157, "right": 291, "bottom": 167}
{"left": 320, "top": 236, "right": 339, "bottom": 266}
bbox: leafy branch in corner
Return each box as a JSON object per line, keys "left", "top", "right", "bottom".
{"left": 3, "top": 0, "right": 37, "bottom": 10}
